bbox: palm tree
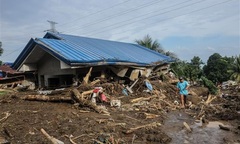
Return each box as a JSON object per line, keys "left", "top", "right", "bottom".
{"left": 135, "top": 35, "right": 165, "bottom": 54}
{"left": 165, "top": 51, "right": 178, "bottom": 60}
{"left": 229, "top": 55, "right": 240, "bottom": 83}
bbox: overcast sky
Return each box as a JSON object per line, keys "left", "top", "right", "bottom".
{"left": 0, "top": 0, "right": 239, "bottom": 63}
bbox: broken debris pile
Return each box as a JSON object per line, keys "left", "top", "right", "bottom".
{"left": 0, "top": 73, "right": 240, "bottom": 143}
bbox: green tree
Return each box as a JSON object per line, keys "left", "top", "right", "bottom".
{"left": 165, "top": 51, "right": 178, "bottom": 61}
{"left": 135, "top": 35, "right": 165, "bottom": 54}
{"left": 203, "top": 53, "right": 231, "bottom": 83}
{"left": 0, "top": 42, "right": 3, "bottom": 56}
{"left": 189, "top": 56, "right": 204, "bottom": 81}
{"left": 170, "top": 56, "right": 203, "bottom": 82}
{"left": 135, "top": 35, "right": 179, "bottom": 61}
{"left": 170, "top": 60, "right": 188, "bottom": 78}
{"left": 191, "top": 56, "right": 203, "bottom": 69}
{"left": 0, "top": 42, "right": 3, "bottom": 65}
{"left": 228, "top": 55, "right": 240, "bottom": 83}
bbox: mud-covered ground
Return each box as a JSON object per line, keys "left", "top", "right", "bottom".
{"left": 0, "top": 82, "right": 240, "bottom": 144}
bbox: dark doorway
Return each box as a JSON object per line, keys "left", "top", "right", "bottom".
{"left": 48, "top": 78, "right": 60, "bottom": 88}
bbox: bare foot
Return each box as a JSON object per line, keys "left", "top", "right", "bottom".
{"left": 180, "top": 105, "right": 185, "bottom": 109}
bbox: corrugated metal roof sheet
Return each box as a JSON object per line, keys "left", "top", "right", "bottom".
{"left": 13, "top": 32, "right": 171, "bottom": 69}
{"left": 37, "top": 33, "right": 171, "bottom": 66}
{"left": 0, "top": 65, "right": 18, "bottom": 74}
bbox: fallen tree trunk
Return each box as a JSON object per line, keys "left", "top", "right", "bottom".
{"left": 21, "top": 95, "right": 72, "bottom": 102}
{"left": 71, "top": 89, "right": 109, "bottom": 114}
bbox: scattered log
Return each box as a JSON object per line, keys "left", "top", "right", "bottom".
{"left": 21, "top": 95, "right": 72, "bottom": 102}
{"left": 205, "top": 95, "right": 216, "bottom": 104}
{"left": 109, "top": 123, "right": 126, "bottom": 127}
{"left": 71, "top": 134, "right": 95, "bottom": 141}
{"left": 0, "top": 112, "right": 11, "bottom": 122}
{"left": 81, "top": 90, "right": 93, "bottom": 98}
{"left": 90, "top": 79, "right": 101, "bottom": 86}
{"left": 130, "top": 95, "right": 158, "bottom": 103}
{"left": 64, "top": 135, "right": 77, "bottom": 144}
{"left": 143, "top": 112, "right": 160, "bottom": 119}
{"left": 124, "top": 122, "right": 161, "bottom": 134}
{"left": 159, "top": 99, "right": 175, "bottom": 107}
{"left": 71, "top": 89, "right": 109, "bottom": 114}
{"left": 123, "top": 114, "right": 142, "bottom": 122}
{"left": 72, "top": 89, "right": 83, "bottom": 100}
{"left": 197, "top": 105, "right": 205, "bottom": 118}
{"left": 183, "top": 122, "right": 192, "bottom": 132}
{"left": 219, "top": 125, "right": 230, "bottom": 131}
{"left": 40, "top": 128, "right": 64, "bottom": 144}
{"left": 82, "top": 67, "right": 92, "bottom": 85}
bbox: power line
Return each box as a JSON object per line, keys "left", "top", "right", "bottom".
{"left": 0, "top": 0, "right": 132, "bottom": 46}
{"left": 1, "top": 0, "right": 236, "bottom": 59}
{"left": 63, "top": 0, "right": 164, "bottom": 33}
{"left": 58, "top": 0, "right": 132, "bottom": 27}
{"left": 79, "top": 0, "right": 196, "bottom": 36}
{"left": 83, "top": 0, "right": 205, "bottom": 36}
{"left": 1, "top": 48, "right": 22, "bottom": 58}
{"left": 109, "top": 0, "right": 237, "bottom": 39}
{"left": 85, "top": 0, "right": 235, "bottom": 37}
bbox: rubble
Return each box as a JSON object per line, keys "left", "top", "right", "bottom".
{"left": 0, "top": 70, "right": 239, "bottom": 143}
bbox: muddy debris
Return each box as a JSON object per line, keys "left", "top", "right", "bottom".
{"left": 0, "top": 75, "right": 240, "bottom": 143}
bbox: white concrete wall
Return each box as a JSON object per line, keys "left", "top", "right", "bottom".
{"left": 37, "top": 53, "right": 75, "bottom": 87}
{"left": 19, "top": 64, "right": 37, "bottom": 71}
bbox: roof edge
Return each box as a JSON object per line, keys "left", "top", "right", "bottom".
{"left": 43, "top": 32, "right": 63, "bottom": 40}
{"left": 12, "top": 38, "right": 37, "bottom": 70}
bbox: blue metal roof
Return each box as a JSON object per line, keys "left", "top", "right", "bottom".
{"left": 13, "top": 32, "right": 171, "bottom": 69}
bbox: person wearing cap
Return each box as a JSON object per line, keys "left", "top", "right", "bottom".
{"left": 176, "top": 77, "right": 190, "bottom": 108}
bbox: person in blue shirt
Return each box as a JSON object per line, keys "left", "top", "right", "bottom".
{"left": 176, "top": 77, "right": 190, "bottom": 108}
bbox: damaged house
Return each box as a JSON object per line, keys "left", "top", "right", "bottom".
{"left": 12, "top": 32, "right": 171, "bottom": 88}
{"left": 0, "top": 63, "right": 25, "bottom": 84}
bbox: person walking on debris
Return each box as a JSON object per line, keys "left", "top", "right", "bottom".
{"left": 176, "top": 77, "right": 190, "bottom": 108}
